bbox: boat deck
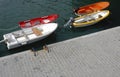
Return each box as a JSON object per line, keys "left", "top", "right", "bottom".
{"left": 0, "top": 26, "right": 120, "bottom": 77}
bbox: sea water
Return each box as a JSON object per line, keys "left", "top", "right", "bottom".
{"left": 0, "top": 0, "right": 119, "bottom": 57}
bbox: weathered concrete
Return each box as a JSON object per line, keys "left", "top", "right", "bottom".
{"left": 0, "top": 26, "right": 120, "bottom": 77}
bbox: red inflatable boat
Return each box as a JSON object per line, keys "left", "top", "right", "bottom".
{"left": 19, "top": 14, "right": 59, "bottom": 28}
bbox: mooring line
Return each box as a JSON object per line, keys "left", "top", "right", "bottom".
{"left": 0, "top": 26, "right": 19, "bottom": 31}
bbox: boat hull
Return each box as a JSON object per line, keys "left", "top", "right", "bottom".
{"left": 73, "top": 10, "right": 110, "bottom": 27}
{"left": 74, "top": 1, "right": 110, "bottom": 15}
{"left": 19, "top": 14, "right": 59, "bottom": 28}
{"left": 3, "top": 23, "right": 58, "bottom": 49}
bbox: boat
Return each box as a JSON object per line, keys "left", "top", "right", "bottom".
{"left": 19, "top": 14, "right": 59, "bottom": 28}
{"left": 2, "top": 23, "right": 58, "bottom": 49}
{"left": 74, "top": 1, "right": 110, "bottom": 16}
{"left": 72, "top": 10, "right": 110, "bottom": 27}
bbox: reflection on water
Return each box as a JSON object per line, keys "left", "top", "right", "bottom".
{"left": 0, "top": 0, "right": 119, "bottom": 57}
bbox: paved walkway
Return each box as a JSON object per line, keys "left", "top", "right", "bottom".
{"left": 0, "top": 26, "right": 120, "bottom": 77}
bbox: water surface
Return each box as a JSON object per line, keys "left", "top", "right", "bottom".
{"left": 0, "top": 0, "right": 120, "bottom": 57}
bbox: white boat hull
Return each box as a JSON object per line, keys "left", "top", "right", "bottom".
{"left": 3, "top": 23, "right": 58, "bottom": 49}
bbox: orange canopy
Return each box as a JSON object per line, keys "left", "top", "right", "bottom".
{"left": 75, "top": 1, "right": 110, "bottom": 14}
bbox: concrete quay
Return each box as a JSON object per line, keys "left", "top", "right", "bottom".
{"left": 0, "top": 26, "right": 120, "bottom": 77}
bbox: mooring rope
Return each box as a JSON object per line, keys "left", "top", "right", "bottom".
{"left": 0, "top": 39, "right": 6, "bottom": 43}
{"left": 0, "top": 26, "right": 19, "bottom": 31}
{"left": 63, "top": 17, "right": 74, "bottom": 27}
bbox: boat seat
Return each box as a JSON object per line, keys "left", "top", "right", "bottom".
{"left": 12, "top": 31, "right": 24, "bottom": 38}
{"left": 21, "top": 30, "right": 29, "bottom": 40}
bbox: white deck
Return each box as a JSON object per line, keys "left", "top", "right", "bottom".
{"left": 3, "top": 23, "right": 58, "bottom": 49}
{"left": 0, "top": 26, "right": 120, "bottom": 77}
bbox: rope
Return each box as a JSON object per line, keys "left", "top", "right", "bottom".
{"left": 64, "top": 17, "right": 74, "bottom": 27}
{"left": 0, "top": 39, "right": 5, "bottom": 43}
{"left": 0, "top": 26, "right": 19, "bottom": 31}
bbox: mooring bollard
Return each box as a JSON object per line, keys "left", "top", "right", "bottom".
{"left": 43, "top": 44, "right": 50, "bottom": 53}
{"left": 31, "top": 47, "right": 37, "bottom": 56}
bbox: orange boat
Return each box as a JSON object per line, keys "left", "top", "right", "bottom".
{"left": 74, "top": 1, "right": 110, "bottom": 15}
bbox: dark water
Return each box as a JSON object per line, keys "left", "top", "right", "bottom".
{"left": 0, "top": 0, "right": 120, "bottom": 57}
